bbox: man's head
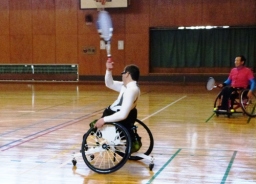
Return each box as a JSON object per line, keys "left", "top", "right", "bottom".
{"left": 121, "top": 64, "right": 140, "bottom": 85}
{"left": 235, "top": 55, "right": 246, "bottom": 67}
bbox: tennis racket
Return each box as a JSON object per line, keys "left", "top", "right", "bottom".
{"left": 97, "top": 10, "right": 113, "bottom": 61}
{"left": 206, "top": 77, "right": 217, "bottom": 91}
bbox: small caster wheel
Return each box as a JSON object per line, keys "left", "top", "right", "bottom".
{"left": 149, "top": 163, "right": 154, "bottom": 171}
{"left": 72, "top": 159, "right": 77, "bottom": 166}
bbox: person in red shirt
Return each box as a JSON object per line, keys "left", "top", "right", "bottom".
{"left": 217, "top": 55, "right": 255, "bottom": 111}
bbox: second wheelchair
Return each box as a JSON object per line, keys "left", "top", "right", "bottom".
{"left": 213, "top": 88, "right": 256, "bottom": 118}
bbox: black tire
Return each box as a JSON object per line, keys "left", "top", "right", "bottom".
{"left": 213, "top": 92, "right": 221, "bottom": 110}
{"left": 129, "top": 119, "right": 154, "bottom": 161}
{"left": 240, "top": 89, "right": 256, "bottom": 117}
{"left": 81, "top": 122, "right": 131, "bottom": 174}
{"left": 72, "top": 159, "right": 77, "bottom": 166}
{"left": 214, "top": 92, "right": 222, "bottom": 117}
{"left": 149, "top": 163, "right": 154, "bottom": 171}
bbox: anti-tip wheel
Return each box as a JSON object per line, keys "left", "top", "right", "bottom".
{"left": 149, "top": 163, "right": 154, "bottom": 171}
{"left": 72, "top": 159, "right": 77, "bottom": 166}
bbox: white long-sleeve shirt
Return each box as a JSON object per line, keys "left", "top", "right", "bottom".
{"left": 103, "top": 70, "right": 140, "bottom": 123}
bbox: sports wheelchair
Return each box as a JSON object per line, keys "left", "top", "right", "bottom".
{"left": 213, "top": 88, "right": 256, "bottom": 118}
{"left": 72, "top": 119, "right": 154, "bottom": 174}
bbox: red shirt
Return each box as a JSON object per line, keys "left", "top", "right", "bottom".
{"left": 228, "top": 66, "right": 254, "bottom": 88}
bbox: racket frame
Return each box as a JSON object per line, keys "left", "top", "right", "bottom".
{"left": 206, "top": 77, "right": 217, "bottom": 91}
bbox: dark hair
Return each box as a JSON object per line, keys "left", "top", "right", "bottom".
{"left": 237, "top": 55, "right": 246, "bottom": 65}
{"left": 125, "top": 64, "right": 140, "bottom": 81}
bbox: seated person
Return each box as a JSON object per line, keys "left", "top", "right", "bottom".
{"left": 217, "top": 55, "right": 255, "bottom": 111}
{"left": 92, "top": 59, "right": 141, "bottom": 152}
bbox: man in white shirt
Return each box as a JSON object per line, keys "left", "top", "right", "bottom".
{"left": 94, "top": 60, "right": 140, "bottom": 132}
{"left": 92, "top": 60, "right": 141, "bottom": 153}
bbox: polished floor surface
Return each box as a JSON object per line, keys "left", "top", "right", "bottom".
{"left": 0, "top": 82, "right": 255, "bottom": 184}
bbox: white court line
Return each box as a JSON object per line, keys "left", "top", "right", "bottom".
{"left": 18, "top": 111, "right": 35, "bottom": 113}
{"left": 140, "top": 95, "right": 187, "bottom": 121}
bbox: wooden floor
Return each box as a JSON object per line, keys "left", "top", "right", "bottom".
{"left": 0, "top": 82, "right": 255, "bottom": 184}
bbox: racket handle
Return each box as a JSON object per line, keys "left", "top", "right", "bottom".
{"left": 106, "top": 41, "right": 111, "bottom": 58}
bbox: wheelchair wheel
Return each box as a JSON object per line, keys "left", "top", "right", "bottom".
{"left": 81, "top": 122, "right": 131, "bottom": 174}
{"left": 213, "top": 92, "right": 222, "bottom": 116}
{"left": 240, "top": 89, "right": 256, "bottom": 117}
{"left": 129, "top": 119, "right": 154, "bottom": 161}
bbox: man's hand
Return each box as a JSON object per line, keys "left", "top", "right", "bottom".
{"left": 94, "top": 118, "right": 105, "bottom": 128}
{"left": 218, "top": 84, "right": 223, "bottom": 88}
{"left": 106, "top": 59, "right": 114, "bottom": 71}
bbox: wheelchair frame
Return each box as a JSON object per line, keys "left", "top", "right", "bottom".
{"left": 72, "top": 119, "right": 154, "bottom": 174}
{"left": 214, "top": 88, "right": 256, "bottom": 118}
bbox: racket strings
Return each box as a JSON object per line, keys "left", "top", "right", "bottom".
{"left": 206, "top": 77, "right": 216, "bottom": 90}
{"left": 97, "top": 10, "right": 113, "bottom": 57}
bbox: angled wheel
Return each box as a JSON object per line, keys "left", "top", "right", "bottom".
{"left": 81, "top": 122, "right": 131, "bottom": 174}
{"left": 129, "top": 119, "right": 154, "bottom": 161}
{"left": 240, "top": 89, "right": 256, "bottom": 117}
{"left": 213, "top": 92, "right": 222, "bottom": 117}
{"left": 213, "top": 92, "right": 221, "bottom": 110}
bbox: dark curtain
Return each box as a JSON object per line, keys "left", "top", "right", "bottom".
{"left": 150, "top": 27, "right": 256, "bottom": 69}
